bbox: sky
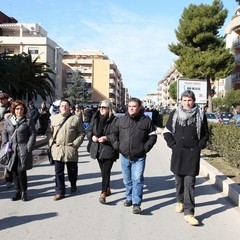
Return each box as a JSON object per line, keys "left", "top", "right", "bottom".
{"left": 0, "top": 0, "right": 239, "bottom": 99}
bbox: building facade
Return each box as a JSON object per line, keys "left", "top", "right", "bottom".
{"left": 0, "top": 19, "right": 63, "bottom": 104}
{"left": 62, "top": 50, "right": 127, "bottom": 109}
{"left": 157, "top": 64, "right": 181, "bottom": 109}
{"left": 224, "top": 6, "right": 240, "bottom": 91}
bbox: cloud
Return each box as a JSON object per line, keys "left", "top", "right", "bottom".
{"left": 50, "top": 4, "right": 178, "bottom": 98}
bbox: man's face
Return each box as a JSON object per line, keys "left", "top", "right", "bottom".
{"left": 0, "top": 98, "right": 8, "bottom": 107}
{"left": 181, "top": 96, "right": 195, "bottom": 110}
{"left": 59, "top": 101, "right": 70, "bottom": 115}
{"left": 128, "top": 101, "right": 141, "bottom": 116}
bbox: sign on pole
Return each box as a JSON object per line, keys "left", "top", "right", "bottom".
{"left": 177, "top": 78, "right": 207, "bottom": 104}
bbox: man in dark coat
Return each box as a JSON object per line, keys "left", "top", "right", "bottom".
{"left": 110, "top": 97, "right": 157, "bottom": 214}
{"left": 163, "top": 90, "right": 209, "bottom": 226}
{"left": 28, "top": 101, "right": 39, "bottom": 124}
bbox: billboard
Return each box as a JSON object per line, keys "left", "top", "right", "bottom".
{"left": 177, "top": 78, "right": 207, "bottom": 104}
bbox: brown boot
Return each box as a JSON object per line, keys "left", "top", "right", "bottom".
{"left": 99, "top": 192, "right": 107, "bottom": 204}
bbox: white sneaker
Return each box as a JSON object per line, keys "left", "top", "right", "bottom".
{"left": 184, "top": 215, "right": 199, "bottom": 226}
{"left": 176, "top": 202, "right": 184, "bottom": 213}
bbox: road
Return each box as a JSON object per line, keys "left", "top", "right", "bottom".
{"left": 0, "top": 133, "right": 240, "bottom": 240}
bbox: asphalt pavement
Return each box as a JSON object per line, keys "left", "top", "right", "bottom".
{"left": 0, "top": 133, "right": 240, "bottom": 240}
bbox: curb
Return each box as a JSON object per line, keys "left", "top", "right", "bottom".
{"left": 200, "top": 159, "right": 240, "bottom": 207}
{"left": 157, "top": 127, "right": 240, "bottom": 207}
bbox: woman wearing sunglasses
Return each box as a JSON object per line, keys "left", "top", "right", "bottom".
{"left": 2, "top": 100, "right": 36, "bottom": 201}
{"left": 87, "top": 100, "right": 119, "bottom": 204}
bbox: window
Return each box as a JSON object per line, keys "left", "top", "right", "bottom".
{"left": 4, "top": 48, "right": 14, "bottom": 54}
{"left": 28, "top": 47, "right": 39, "bottom": 54}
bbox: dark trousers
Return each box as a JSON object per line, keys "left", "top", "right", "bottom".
{"left": 4, "top": 168, "right": 13, "bottom": 182}
{"left": 54, "top": 161, "right": 78, "bottom": 195}
{"left": 12, "top": 158, "right": 27, "bottom": 193}
{"left": 97, "top": 159, "right": 114, "bottom": 193}
{"left": 175, "top": 174, "right": 196, "bottom": 215}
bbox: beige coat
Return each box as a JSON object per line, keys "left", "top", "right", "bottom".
{"left": 49, "top": 114, "right": 85, "bottom": 162}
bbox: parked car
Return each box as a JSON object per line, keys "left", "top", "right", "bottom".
{"left": 228, "top": 114, "right": 240, "bottom": 127}
{"left": 219, "top": 112, "right": 234, "bottom": 124}
{"left": 205, "top": 112, "right": 222, "bottom": 123}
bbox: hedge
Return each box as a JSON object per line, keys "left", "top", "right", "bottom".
{"left": 162, "top": 115, "right": 240, "bottom": 168}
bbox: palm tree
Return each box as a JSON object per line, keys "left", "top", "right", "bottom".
{"left": 0, "top": 52, "right": 55, "bottom": 100}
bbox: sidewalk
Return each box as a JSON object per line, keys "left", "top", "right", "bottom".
{"left": 0, "top": 133, "right": 239, "bottom": 239}
{"left": 156, "top": 128, "right": 240, "bottom": 207}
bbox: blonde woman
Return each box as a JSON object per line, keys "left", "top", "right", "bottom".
{"left": 87, "top": 100, "right": 119, "bottom": 204}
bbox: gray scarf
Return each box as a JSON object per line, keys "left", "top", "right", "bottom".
{"left": 172, "top": 104, "right": 203, "bottom": 139}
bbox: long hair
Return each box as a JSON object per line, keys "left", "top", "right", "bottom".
{"left": 99, "top": 99, "right": 115, "bottom": 117}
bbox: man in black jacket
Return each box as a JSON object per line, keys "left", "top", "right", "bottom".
{"left": 163, "top": 90, "right": 209, "bottom": 226}
{"left": 110, "top": 98, "right": 157, "bottom": 214}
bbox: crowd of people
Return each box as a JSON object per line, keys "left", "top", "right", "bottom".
{"left": 0, "top": 90, "right": 209, "bottom": 225}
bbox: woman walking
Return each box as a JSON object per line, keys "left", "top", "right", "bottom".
{"left": 87, "top": 100, "right": 118, "bottom": 204}
{"left": 2, "top": 100, "right": 36, "bottom": 201}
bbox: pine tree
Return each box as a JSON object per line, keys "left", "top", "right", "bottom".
{"left": 169, "top": 0, "right": 234, "bottom": 111}
{"left": 63, "top": 71, "right": 91, "bottom": 105}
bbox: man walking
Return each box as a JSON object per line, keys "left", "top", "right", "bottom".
{"left": 163, "top": 90, "right": 209, "bottom": 225}
{"left": 110, "top": 98, "right": 157, "bottom": 214}
{"left": 49, "top": 99, "right": 85, "bottom": 200}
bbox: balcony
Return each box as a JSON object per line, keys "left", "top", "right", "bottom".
{"left": 109, "top": 78, "right": 116, "bottom": 86}
{"left": 66, "top": 68, "right": 75, "bottom": 74}
{"left": 232, "top": 36, "right": 240, "bottom": 48}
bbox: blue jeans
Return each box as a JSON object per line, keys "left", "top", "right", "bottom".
{"left": 120, "top": 154, "right": 146, "bottom": 205}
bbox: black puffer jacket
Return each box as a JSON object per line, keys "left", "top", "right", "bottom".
{"left": 110, "top": 112, "right": 157, "bottom": 160}
{"left": 87, "top": 111, "right": 119, "bottom": 161}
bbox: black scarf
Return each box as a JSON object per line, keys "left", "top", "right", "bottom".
{"left": 96, "top": 114, "right": 108, "bottom": 137}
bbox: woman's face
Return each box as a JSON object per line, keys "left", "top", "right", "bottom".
{"left": 99, "top": 103, "right": 109, "bottom": 116}
{"left": 15, "top": 104, "right": 24, "bottom": 118}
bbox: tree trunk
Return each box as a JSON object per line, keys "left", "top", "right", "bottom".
{"left": 207, "top": 77, "right": 213, "bottom": 112}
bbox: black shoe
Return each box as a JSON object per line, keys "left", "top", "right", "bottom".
{"left": 11, "top": 191, "right": 21, "bottom": 201}
{"left": 21, "top": 192, "right": 29, "bottom": 201}
{"left": 132, "top": 204, "right": 141, "bottom": 214}
{"left": 70, "top": 186, "right": 77, "bottom": 193}
{"left": 124, "top": 200, "right": 132, "bottom": 207}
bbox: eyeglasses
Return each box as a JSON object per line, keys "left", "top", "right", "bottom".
{"left": 15, "top": 107, "right": 24, "bottom": 110}
{"left": 99, "top": 106, "right": 108, "bottom": 109}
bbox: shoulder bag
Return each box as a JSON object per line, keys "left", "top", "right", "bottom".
{"left": 47, "top": 114, "right": 71, "bottom": 164}
{"left": 0, "top": 127, "right": 18, "bottom": 165}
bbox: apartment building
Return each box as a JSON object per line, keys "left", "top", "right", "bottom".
{"left": 62, "top": 50, "right": 127, "bottom": 109}
{"left": 0, "top": 11, "right": 128, "bottom": 110}
{"left": 224, "top": 6, "right": 240, "bottom": 93}
{"left": 0, "top": 17, "right": 63, "bottom": 104}
{"left": 158, "top": 64, "right": 181, "bottom": 109}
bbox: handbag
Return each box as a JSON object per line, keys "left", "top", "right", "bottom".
{"left": 0, "top": 142, "right": 12, "bottom": 165}
{"left": 0, "top": 127, "right": 18, "bottom": 165}
{"left": 48, "top": 114, "right": 71, "bottom": 165}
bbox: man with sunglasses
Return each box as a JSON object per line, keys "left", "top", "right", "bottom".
{"left": 110, "top": 98, "right": 157, "bottom": 214}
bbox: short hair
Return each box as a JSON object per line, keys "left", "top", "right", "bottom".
{"left": 181, "top": 90, "right": 196, "bottom": 101}
{"left": 60, "top": 99, "right": 71, "bottom": 106}
{"left": 11, "top": 100, "right": 28, "bottom": 115}
{"left": 99, "top": 99, "right": 115, "bottom": 116}
{"left": 128, "top": 97, "right": 142, "bottom": 107}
